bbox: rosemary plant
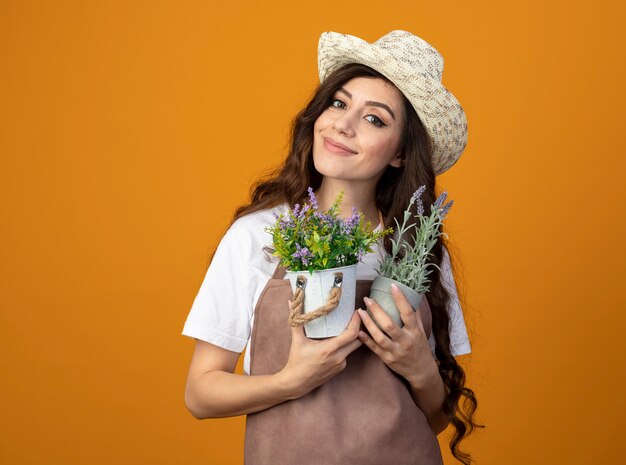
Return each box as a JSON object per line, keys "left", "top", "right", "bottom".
{"left": 377, "top": 185, "right": 454, "bottom": 293}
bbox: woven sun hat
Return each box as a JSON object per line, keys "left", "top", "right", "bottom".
{"left": 317, "top": 30, "right": 468, "bottom": 176}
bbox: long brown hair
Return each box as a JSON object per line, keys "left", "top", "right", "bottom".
{"left": 213, "top": 63, "right": 484, "bottom": 464}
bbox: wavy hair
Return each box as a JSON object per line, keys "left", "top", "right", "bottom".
{"left": 211, "top": 63, "right": 484, "bottom": 464}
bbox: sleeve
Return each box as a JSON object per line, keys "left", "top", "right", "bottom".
{"left": 427, "top": 246, "right": 472, "bottom": 358}
{"left": 181, "top": 223, "right": 257, "bottom": 353}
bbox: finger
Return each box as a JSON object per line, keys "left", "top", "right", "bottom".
{"left": 390, "top": 283, "right": 420, "bottom": 333}
{"left": 415, "top": 295, "right": 430, "bottom": 334}
{"left": 288, "top": 300, "right": 307, "bottom": 342}
{"left": 362, "top": 296, "right": 404, "bottom": 341}
{"left": 335, "top": 337, "right": 363, "bottom": 360}
{"left": 357, "top": 308, "right": 395, "bottom": 351}
{"left": 330, "top": 311, "right": 361, "bottom": 348}
{"left": 357, "top": 329, "right": 387, "bottom": 359}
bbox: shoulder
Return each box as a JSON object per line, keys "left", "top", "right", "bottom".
{"left": 226, "top": 202, "right": 290, "bottom": 243}
{"left": 218, "top": 202, "right": 290, "bottom": 261}
{"left": 229, "top": 202, "right": 290, "bottom": 234}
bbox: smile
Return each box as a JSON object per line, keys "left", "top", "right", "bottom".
{"left": 323, "top": 137, "right": 358, "bottom": 155}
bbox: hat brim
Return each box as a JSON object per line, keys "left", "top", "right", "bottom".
{"left": 318, "top": 31, "right": 468, "bottom": 175}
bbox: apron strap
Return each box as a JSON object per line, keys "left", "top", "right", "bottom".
{"left": 271, "top": 262, "right": 287, "bottom": 279}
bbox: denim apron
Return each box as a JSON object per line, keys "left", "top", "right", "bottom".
{"left": 244, "top": 262, "right": 444, "bottom": 465}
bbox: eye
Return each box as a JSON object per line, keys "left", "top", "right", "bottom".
{"left": 365, "top": 115, "right": 386, "bottom": 128}
{"left": 330, "top": 98, "right": 346, "bottom": 109}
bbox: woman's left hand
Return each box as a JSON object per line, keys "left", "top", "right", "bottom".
{"left": 357, "top": 283, "right": 438, "bottom": 388}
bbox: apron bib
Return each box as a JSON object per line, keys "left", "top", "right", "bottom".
{"left": 244, "top": 262, "right": 444, "bottom": 465}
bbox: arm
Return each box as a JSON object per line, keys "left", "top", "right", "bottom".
{"left": 184, "top": 340, "right": 292, "bottom": 419}
{"left": 405, "top": 359, "right": 450, "bottom": 435}
{"left": 184, "top": 312, "right": 363, "bottom": 419}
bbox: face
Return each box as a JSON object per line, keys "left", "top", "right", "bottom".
{"left": 312, "top": 76, "right": 405, "bottom": 184}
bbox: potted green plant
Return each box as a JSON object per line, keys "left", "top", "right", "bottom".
{"left": 266, "top": 187, "right": 392, "bottom": 338}
{"left": 368, "top": 185, "right": 454, "bottom": 329}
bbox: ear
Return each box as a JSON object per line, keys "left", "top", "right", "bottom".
{"left": 389, "top": 152, "right": 403, "bottom": 168}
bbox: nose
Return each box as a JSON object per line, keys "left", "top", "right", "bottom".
{"left": 331, "top": 107, "right": 356, "bottom": 137}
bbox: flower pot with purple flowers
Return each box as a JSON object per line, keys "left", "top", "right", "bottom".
{"left": 266, "top": 187, "right": 392, "bottom": 338}
{"left": 369, "top": 186, "right": 455, "bottom": 330}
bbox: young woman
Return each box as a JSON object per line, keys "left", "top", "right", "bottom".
{"left": 182, "top": 30, "right": 482, "bottom": 465}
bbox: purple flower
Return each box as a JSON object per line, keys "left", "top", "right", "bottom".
{"left": 411, "top": 185, "right": 426, "bottom": 204}
{"left": 307, "top": 187, "right": 319, "bottom": 210}
{"left": 411, "top": 186, "right": 426, "bottom": 216}
{"left": 341, "top": 207, "right": 360, "bottom": 234}
{"left": 299, "top": 203, "right": 310, "bottom": 219}
{"left": 439, "top": 199, "right": 454, "bottom": 219}
{"left": 434, "top": 191, "right": 448, "bottom": 210}
{"left": 280, "top": 215, "right": 295, "bottom": 229}
{"left": 291, "top": 243, "right": 313, "bottom": 266}
{"left": 317, "top": 212, "right": 336, "bottom": 224}
{"left": 292, "top": 203, "right": 301, "bottom": 218}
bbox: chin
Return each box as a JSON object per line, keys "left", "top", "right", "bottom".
{"left": 312, "top": 162, "right": 357, "bottom": 181}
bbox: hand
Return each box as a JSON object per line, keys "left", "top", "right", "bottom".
{"left": 277, "top": 309, "right": 363, "bottom": 400}
{"left": 357, "top": 283, "right": 437, "bottom": 388}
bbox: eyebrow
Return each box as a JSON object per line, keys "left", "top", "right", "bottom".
{"left": 337, "top": 87, "right": 396, "bottom": 121}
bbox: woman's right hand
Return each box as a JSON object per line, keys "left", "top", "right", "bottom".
{"left": 277, "top": 309, "right": 363, "bottom": 400}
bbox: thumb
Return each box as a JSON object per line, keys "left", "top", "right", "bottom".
{"left": 288, "top": 300, "right": 306, "bottom": 342}
{"left": 290, "top": 322, "right": 307, "bottom": 343}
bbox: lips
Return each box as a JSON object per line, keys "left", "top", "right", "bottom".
{"left": 323, "top": 137, "right": 357, "bottom": 154}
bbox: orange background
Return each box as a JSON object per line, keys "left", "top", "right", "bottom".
{"left": 1, "top": 1, "right": 625, "bottom": 464}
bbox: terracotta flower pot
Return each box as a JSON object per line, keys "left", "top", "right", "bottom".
{"left": 285, "top": 264, "right": 358, "bottom": 338}
{"left": 368, "top": 276, "right": 423, "bottom": 329}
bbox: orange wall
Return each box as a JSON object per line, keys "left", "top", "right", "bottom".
{"left": 1, "top": 1, "right": 625, "bottom": 464}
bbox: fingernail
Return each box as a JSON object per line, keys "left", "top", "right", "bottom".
{"left": 391, "top": 283, "right": 398, "bottom": 291}
{"left": 364, "top": 297, "right": 372, "bottom": 305}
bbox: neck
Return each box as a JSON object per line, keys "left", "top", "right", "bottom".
{"left": 315, "top": 178, "right": 381, "bottom": 228}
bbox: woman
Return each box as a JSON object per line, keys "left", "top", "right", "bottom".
{"left": 182, "top": 30, "right": 482, "bottom": 465}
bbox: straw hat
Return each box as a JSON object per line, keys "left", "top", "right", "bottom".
{"left": 317, "top": 30, "right": 468, "bottom": 176}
